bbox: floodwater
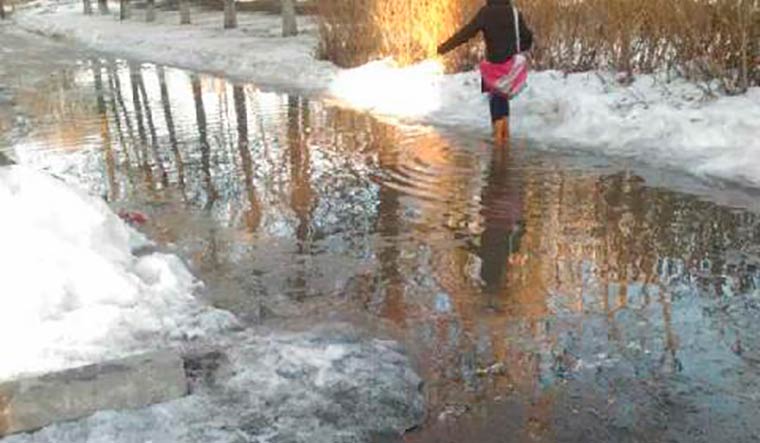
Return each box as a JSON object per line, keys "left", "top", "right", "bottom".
{"left": 4, "top": 51, "right": 760, "bottom": 441}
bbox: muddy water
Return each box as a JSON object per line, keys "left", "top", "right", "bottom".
{"left": 7, "top": 56, "right": 760, "bottom": 442}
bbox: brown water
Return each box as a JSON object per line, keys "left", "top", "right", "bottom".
{"left": 6, "top": 57, "right": 760, "bottom": 442}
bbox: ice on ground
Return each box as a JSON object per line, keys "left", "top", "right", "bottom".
{"left": 0, "top": 166, "right": 238, "bottom": 381}
{"left": 3, "top": 326, "right": 425, "bottom": 443}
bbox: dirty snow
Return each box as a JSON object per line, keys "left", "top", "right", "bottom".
{"left": 12, "top": 1, "right": 760, "bottom": 187}
{"left": 2, "top": 326, "right": 424, "bottom": 443}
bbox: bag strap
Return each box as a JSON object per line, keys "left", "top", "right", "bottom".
{"left": 513, "top": 6, "right": 521, "bottom": 53}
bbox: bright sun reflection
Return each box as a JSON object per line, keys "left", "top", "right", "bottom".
{"left": 328, "top": 58, "right": 445, "bottom": 119}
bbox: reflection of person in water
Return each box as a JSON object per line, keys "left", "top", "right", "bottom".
{"left": 479, "top": 146, "right": 525, "bottom": 298}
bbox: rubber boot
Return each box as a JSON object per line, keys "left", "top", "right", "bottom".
{"left": 493, "top": 117, "right": 510, "bottom": 147}
{"left": 492, "top": 119, "right": 504, "bottom": 146}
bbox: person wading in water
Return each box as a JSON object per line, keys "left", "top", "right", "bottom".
{"left": 437, "top": 0, "right": 534, "bottom": 146}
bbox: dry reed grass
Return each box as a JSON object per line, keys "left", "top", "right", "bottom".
{"left": 317, "top": 0, "right": 759, "bottom": 92}
{"left": 316, "top": 0, "right": 482, "bottom": 71}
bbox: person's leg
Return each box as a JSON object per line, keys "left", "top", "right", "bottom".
{"left": 489, "top": 94, "right": 510, "bottom": 146}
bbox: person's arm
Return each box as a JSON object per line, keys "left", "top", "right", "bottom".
{"left": 517, "top": 12, "right": 534, "bottom": 52}
{"left": 437, "top": 9, "right": 483, "bottom": 55}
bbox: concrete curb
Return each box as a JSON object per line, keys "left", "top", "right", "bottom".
{"left": 0, "top": 351, "right": 188, "bottom": 437}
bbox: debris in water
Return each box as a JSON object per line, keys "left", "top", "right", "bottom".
{"left": 476, "top": 362, "right": 506, "bottom": 377}
{"left": 437, "top": 404, "right": 470, "bottom": 422}
{"left": 732, "top": 339, "right": 743, "bottom": 356}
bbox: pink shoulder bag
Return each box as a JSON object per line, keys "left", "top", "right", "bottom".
{"left": 479, "top": 6, "right": 529, "bottom": 99}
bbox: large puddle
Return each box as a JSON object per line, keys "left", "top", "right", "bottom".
{"left": 5, "top": 55, "right": 760, "bottom": 442}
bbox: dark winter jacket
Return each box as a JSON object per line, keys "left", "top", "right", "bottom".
{"left": 437, "top": 0, "right": 534, "bottom": 63}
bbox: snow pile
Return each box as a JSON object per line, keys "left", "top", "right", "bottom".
{"left": 4, "top": 326, "right": 425, "bottom": 443}
{"left": 11, "top": 1, "right": 760, "bottom": 187}
{"left": 513, "top": 73, "right": 760, "bottom": 186}
{"left": 0, "top": 166, "right": 237, "bottom": 381}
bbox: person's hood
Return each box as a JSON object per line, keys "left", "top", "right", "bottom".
{"left": 487, "top": 0, "right": 511, "bottom": 5}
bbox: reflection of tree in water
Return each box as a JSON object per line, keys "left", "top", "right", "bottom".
{"left": 105, "top": 66, "right": 127, "bottom": 163}
{"left": 108, "top": 61, "right": 138, "bottom": 172}
{"left": 389, "top": 154, "right": 760, "bottom": 432}
{"left": 94, "top": 68, "right": 379, "bottom": 242}
{"left": 286, "top": 95, "right": 314, "bottom": 299}
{"left": 191, "top": 75, "right": 219, "bottom": 210}
{"left": 595, "top": 172, "right": 760, "bottom": 372}
{"left": 287, "top": 95, "right": 314, "bottom": 250}
{"left": 233, "top": 85, "right": 261, "bottom": 233}
{"left": 129, "top": 63, "right": 155, "bottom": 193}
{"left": 92, "top": 59, "right": 118, "bottom": 202}
{"left": 136, "top": 65, "right": 169, "bottom": 188}
{"left": 158, "top": 67, "right": 185, "bottom": 193}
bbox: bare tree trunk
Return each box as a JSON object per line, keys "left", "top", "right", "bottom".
{"left": 223, "top": 0, "right": 237, "bottom": 29}
{"left": 281, "top": 0, "right": 297, "bottom": 36}
{"left": 739, "top": 0, "right": 749, "bottom": 92}
{"left": 754, "top": 1, "right": 760, "bottom": 86}
{"left": 98, "top": 0, "right": 109, "bottom": 14}
{"left": 84, "top": 0, "right": 93, "bottom": 15}
{"left": 0, "top": 0, "right": 6, "bottom": 20}
{"left": 146, "top": 0, "right": 156, "bottom": 22}
{"left": 119, "top": 0, "right": 129, "bottom": 20}
{"left": 179, "top": 0, "right": 191, "bottom": 24}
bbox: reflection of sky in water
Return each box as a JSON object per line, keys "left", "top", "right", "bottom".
{"left": 10, "top": 57, "right": 760, "bottom": 441}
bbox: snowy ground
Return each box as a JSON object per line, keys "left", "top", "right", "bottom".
{"left": 11, "top": 0, "right": 760, "bottom": 188}
{"left": 0, "top": 165, "right": 424, "bottom": 441}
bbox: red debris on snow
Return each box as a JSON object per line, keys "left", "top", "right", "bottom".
{"left": 118, "top": 210, "right": 148, "bottom": 226}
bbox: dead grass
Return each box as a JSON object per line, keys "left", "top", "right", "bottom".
{"left": 316, "top": 0, "right": 482, "bottom": 71}
{"left": 317, "top": 0, "right": 759, "bottom": 92}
